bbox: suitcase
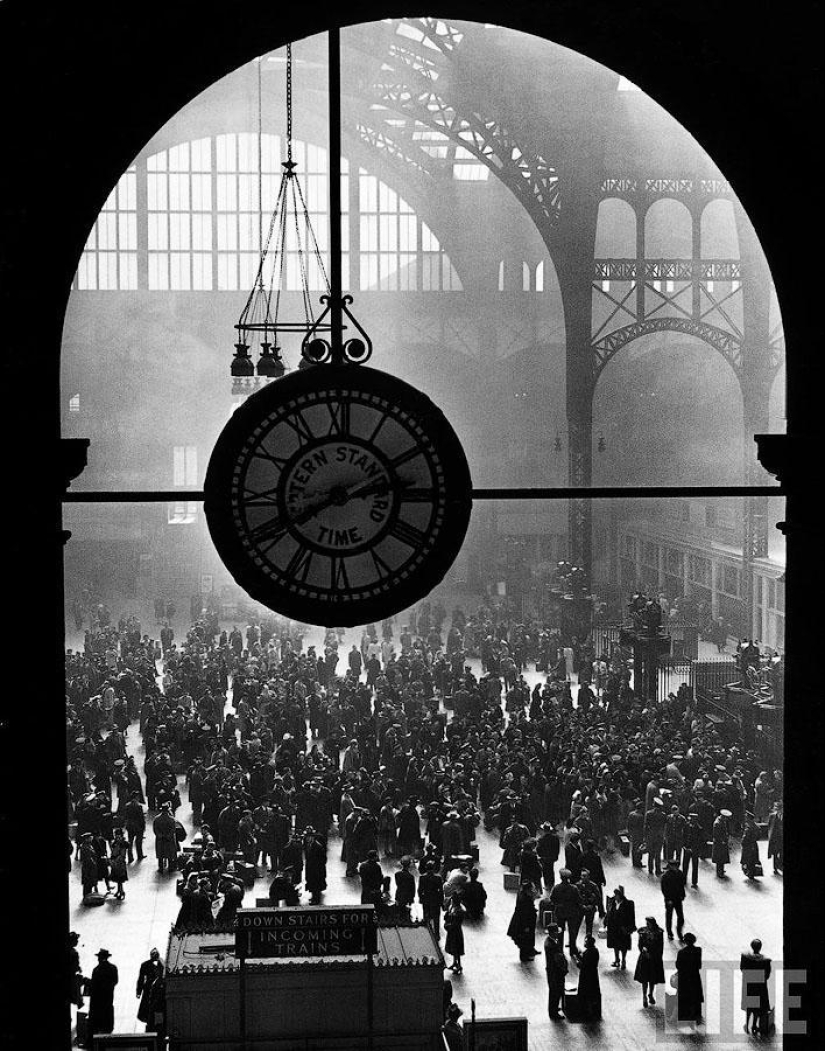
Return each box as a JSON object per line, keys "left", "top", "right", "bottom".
{"left": 563, "top": 983, "right": 582, "bottom": 1020}
{"left": 618, "top": 834, "right": 630, "bottom": 858}
{"left": 236, "top": 861, "right": 257, "bottom": 888}
{"left": 503, "top": 872, "right": 521, "bottom": 891}
{"left": 538, "top": 898, "right": 554, "bottom": 929}
{"left": 469, "top": 841, "right": 479, "bottom": 863}
{"left": 76, "top": 1011, "right": 88, "bottom": 1046}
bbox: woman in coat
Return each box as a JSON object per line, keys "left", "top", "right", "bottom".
{"left": 507, "top": 880, "right": 539, "bottom": 961}
{"left": 675, "top": 932, "right": 704, "bottom": 1021}
{"left": 577, "top": 935, "right": 602, "bottom": 1018}
{"left": 740, "top": 938, "right": 772, "bottom": 1035}
{"left": 605, "top": 886, "right": 636, "bottom": 969}
{"left": 109, "top": 827, "right": 129, "bottom": 899}
{"left": 634, "top": 916, "right": 665, "bottom": 1007}
{"left": 740, "top": 817, "right": 762, "bottom": 879}
{"left": 444, "top": 892, "right": 465, "bottom": 974}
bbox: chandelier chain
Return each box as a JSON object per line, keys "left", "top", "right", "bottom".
{"left": 286, "top": 43, "right": 293, "bottom": 165}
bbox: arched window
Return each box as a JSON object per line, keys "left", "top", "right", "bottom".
{"left": 75, "top": 166, "right": 137, "bottom": 290}
{"left": 595, "top": 198, "right": 636, "bottom": 259}
{"left": 644, "top": 198, "right": 692, "bottom": 259}
{"left": 75, "top": 137, "right": 462, "bottom": 294}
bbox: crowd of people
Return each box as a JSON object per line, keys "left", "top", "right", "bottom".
{"left": 66, "top": 589, "right": 783, "bottom": 1044}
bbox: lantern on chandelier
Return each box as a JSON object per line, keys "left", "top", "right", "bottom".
{"left": 231, "top": 44, "right": 332, "bottom": 395}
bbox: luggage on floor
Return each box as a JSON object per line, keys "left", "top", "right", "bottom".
{"left": 76, "top": 1010, "right": 88, "bottom": 1046}
{"left": 503, "top": 872, "right": 520, "bottom": 891}
{"left": 236, "top": 861, "right": 257, "bottom": 887}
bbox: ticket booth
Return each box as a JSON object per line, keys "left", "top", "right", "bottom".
{"left": 165, "top": 907, "right": 446, "bottom": 1050}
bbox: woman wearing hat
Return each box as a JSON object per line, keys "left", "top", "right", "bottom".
{"left": 577, "top": 934, "right": 602, "bottom": 1019}
{"left": 109, "top": 827, "right": 129, "bottom": 899}
{"left": 634, "top": 917, "right": 665, "bottom": 1007}
{"left": 605, "top": 886, "right": 636, "bottom": 969}
{"left": 675, "top": 932, "right": 704, "bottom": 1022}
{"left": 444, "top": 891, "right": 465, "bottom": 974}
{"left": 507, "top": 879, "right": 539, "bottom": 961}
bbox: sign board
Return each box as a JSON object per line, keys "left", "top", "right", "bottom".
{"left": 235, "top": 905, "right": 377, "bottom": 959}
{"left": 92, "top": 1036, "right": 159, "bottom": 1051}
{"left": 200, "top": 574, "right": 214, "bottom": 593}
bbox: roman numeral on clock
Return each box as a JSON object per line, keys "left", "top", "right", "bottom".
{"left": 283, "top": 409, "right": 314, "bottom": 446}
{"left": 330, "top": 555, "right": 350, "bottom": 590}
{"left": 388, "top": 519, "right": 426, "bottom": 549}
{"left": 285, "top": 544, "right": 313, "bottom": 582}
{"left": 400, "top": 487, "right": 436, "bottom": 503}
{"left": 390, "top": 446, "right": 423, "bottom": 469}
{"left": 370, "top": 549, "right": 392, "bottom": 580}
{"left": 327, "top": 399, "right": 350, "bottom": 437}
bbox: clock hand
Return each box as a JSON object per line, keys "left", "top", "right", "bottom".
{"left": 249, "top": 478, "right": 414, "bottom": 541}
{"left": 345, "top": 476, "right": 414, "bottom": 501}
{"left": 247, "top": 512, "right": 290, "bottom": 544}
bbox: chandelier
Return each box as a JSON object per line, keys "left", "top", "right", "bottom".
{"left": 230, "top": 44, "right": 331, "bottom": 396}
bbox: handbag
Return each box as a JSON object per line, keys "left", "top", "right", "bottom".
{"left": 752, "top": 861, "right": 764, "bottom": 877}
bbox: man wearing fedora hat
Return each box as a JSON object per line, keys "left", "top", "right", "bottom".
{"left": 87, "top": 949, "right": 118, "bottom": 1045}
{"left": 627, "top": 799, "right": 646, "bottom": 868}
{"left": 536, "top": 821, "right": 560, "bottom": 889}
{"left": 153, "top": 800, "right": 178, "bottom": 874}
{"left": 712, "top": 810, "right": 732, "bottom": 877}
{"left": 543, "top": 922, "right": 568, "bottom": 1019}
{"left": 644, "top": 798, "right": 667, "bottom": 876}
{"left": 661, "top": 859, "right": 687, "bottom": 940}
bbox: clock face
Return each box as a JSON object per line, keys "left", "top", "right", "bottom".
{"left": 204, "top": 365, "right": 473, "bottom": 626}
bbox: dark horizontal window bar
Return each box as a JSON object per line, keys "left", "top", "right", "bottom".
{"left": 61, "top": 485, "right": 782, "bottom": 503}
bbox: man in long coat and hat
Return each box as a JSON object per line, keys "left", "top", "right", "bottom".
{"left": 712, "top": 810, "right": 731, "bottom": 877}
{"left": 153, "top": 801, "right": 178, "bottom": 874}
{"left": 88, "top": 949, "right": 118, "bottom": 1042}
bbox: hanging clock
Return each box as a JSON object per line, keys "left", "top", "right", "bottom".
{"left": 204, "top": 365, "right": 473, "bottom": 626}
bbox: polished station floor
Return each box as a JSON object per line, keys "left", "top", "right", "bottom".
{"left": 67, "top": 614, "right": 782, "bottom": 1050}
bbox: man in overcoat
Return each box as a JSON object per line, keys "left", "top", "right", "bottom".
{"left": 626, "top": 799, "right": 646, "bottom": 868}
{"left": 644, "top": 798, "right": 667, "bottom": 875}
{"left": 153, "top": 801, "right": 178, "bottom": 873}
{"left": 418, "top": 859, "right": 445, "bottom": 937}
{"left": 303, "top": 827, "right": 327, "bottom": 904}
{"left": 536, "top": 822, "right": 560, "bottom": 888}
{"left": 136, "top": 948, "right": 164, "bottom": 1027}
{"left": 712, "top": 810, "right": 731, "bottom": 877}
{"left": 682, "top": 812, "right": 704, "bottom": 888}
{"left": 661, "top": 859, "right": 687, "bottom": 940}
{"left": 544, "top": 924, "right": 568, "bottom": 1019}
{"left": 87, "top": 949, "right": 118, "bottom": 1043}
